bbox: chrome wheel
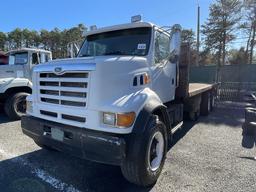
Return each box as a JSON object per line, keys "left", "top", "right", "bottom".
{"left": 148, "top": 131, "right": 164, "bottom": 171}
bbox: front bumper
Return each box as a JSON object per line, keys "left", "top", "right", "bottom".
{"left": 21, "top": 115, "right": 126, "bottom": 166}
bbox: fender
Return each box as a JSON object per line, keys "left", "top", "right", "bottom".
{"left": 132, "top": 96, "right": 171, "bottom": 134}
{"left": 123, "top": 97, "right": 170, "bottom": 166}
{"left": 0, "top": 78, "right": 32, "bottom": 94}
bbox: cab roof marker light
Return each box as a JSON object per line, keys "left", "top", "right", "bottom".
{"left": 90, "top": 25, "right": 97, "bottom": 31}
{"left": 131, "top": 15, "right": 142, "bottom": 23}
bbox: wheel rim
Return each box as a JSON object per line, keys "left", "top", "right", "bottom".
{"left": 15, "top": 97, "right": 26, "bottom": 115}
{"left": 148, "top": 131, "right": 164, "bottom": 172}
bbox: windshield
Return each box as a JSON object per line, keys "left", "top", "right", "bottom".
{"left": 78, "top": 27, "right": 151, "bottom": 57}
{"left": 8, "top": 52, "right": 28, "bottom": 65}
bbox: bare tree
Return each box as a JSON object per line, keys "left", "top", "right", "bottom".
{"left": 243, "top": 0, "right": 256, "bottom": 64}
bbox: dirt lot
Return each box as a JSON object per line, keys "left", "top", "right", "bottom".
{"left": 0, "top": 102, "right": 255, "bottom": 192}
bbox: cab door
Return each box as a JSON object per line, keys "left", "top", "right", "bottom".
{"left": 25, "top": 52, "right": 40, "bottom": 80}
{"left": 151, "top": 29, "right": 176, "bottom": 103}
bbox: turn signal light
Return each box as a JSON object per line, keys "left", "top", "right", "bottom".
{"left": 117, "top": 112, "right": 136, "bottom": 128}
{"left": 143, "top": 73, "right": 150, "bottom": 84}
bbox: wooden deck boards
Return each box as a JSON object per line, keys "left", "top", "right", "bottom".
{"left": 188, "top": 83, "right": 214, "bottom": 97}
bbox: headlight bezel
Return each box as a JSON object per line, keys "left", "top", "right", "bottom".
{"left": 103, "top": 112, "right": 116, "bottom": 126}
{"left": 102, "top": 112, "right": 136, "bottom": 128}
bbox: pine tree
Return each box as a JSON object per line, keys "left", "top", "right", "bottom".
{"left": 202, "top": 0, "right": 242, "bottom": 68}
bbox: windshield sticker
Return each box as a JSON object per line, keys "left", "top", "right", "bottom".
{"left": 137, "top": 44, "right": 146, "bottom": 50}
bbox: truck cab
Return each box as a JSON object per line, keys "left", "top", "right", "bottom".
{"left": 0, "top": 48, "right": 52, "bottom": 120}
{"left": 22, "top": 17, "right": 215, "bottom": 187}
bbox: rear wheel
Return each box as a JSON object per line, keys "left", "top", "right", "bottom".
{"left": 201, "top": 92, "right": 211, "bottom": 116}
{"left": 4, "top": 92, "right": 29, "bottom": 120}
{"left": 121, "top": 115, "right": 167, "bottom": 187}
{"left": 210, "top": 93, "right": 215, "bottom": 111}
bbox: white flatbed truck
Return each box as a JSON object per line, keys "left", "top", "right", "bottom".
{"left": 0, "top": 48, "right": 52, "bottom": 120}
{"left": 21, "top": 17, "right": 216, "bottom": 186}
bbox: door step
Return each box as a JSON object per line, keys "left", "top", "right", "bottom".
{"left": 171, "top": 121, "right": 183, "bottom": 134}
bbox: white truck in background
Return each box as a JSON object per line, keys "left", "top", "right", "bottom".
{"left": 21, "top": 17, "right": 216, "bottom": 186}
{"left": 0, "top": 48, "right": 52, "bottom": 120}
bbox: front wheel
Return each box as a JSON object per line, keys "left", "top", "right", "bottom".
{"left": 4, "top": 92, "right": 29, "bottom": 120}
{"left": 121, "top": 115, "right": 167, "bottom": 187}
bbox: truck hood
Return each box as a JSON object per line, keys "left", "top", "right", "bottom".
{"left": 33, "top": 55, "right": 150, "bottom": 111}
{"left": 33, "top": 56, "right": 148, "bottom": 74}
{"left": 33, "top": 57, "right": 96, "bottom": 73}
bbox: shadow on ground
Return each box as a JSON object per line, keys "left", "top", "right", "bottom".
{"left": 0, "top": 121, "right": 198, "bottom": 192}
{"left": 0, "top": 104, "right": 23, "bottom": 124}
{"left": 0, "top": 148, "right": 154, "bottom": 192}
{"left": 238, "top": 156, "right": 256, "bottom": 161}
{"left": 196, "top": 101, "right": 248, "bottom": 128}
{"left": 0, "top": 102, "right": 248, "bottom": 192}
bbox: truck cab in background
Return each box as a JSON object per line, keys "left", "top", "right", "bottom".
{"left": 0, "top": 51, "right": 8, "bottom": 65}
{"left": 21, "top": 17, "right": 215, "bottom": 187}
{"left": 0, "top": 48, "right": 52, "bottom": 120}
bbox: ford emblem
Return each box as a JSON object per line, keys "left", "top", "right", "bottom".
{"left": 54, "top": 67, "right": 63, "bottom": 74}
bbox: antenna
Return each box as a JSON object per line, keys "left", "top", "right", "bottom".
{"left": 196, "top": 0, "right": 200, "bottom": 66}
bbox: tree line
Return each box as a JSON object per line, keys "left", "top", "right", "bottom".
{"left": 189, "top": 0, "right": 256, "bottom": 66}
{"left": 0, "top": 24, "right": 87, "bottom": 59}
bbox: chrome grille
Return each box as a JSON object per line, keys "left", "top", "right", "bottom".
{"left": 39, "top": 72, "right": 89, "bottom": 108}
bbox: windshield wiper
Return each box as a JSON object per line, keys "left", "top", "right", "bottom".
{"left": 79, "top": 54, "right": 93, "bottom": 57}
{"left": 103, "top": 51, "right": 126, "bottom": 55}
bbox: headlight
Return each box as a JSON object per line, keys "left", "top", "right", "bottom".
{"left": 103, "top": 112, "right": 136, "bottom": 128}
{"left": 26, "top": 100, "right": 33, "bottom": 113}
{"left": 103, "top": 112, "right": 116, "bottom": 126}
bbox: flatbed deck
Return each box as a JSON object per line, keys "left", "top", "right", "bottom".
{"left": 188, "top": 83, "right": 215, "bottom": 97}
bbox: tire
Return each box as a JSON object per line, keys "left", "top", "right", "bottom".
{"left": 241, "top": 135, "right": 255, "bottom": 149}
{"left": 4, "top": 92, "right": 29, "bottom": 120}
{"left": 245, "top": 108, "right": 256, "bottom": 123}
{"left": 121, "top": 115, "right": 167, "bottom": 187}
{"left": 242, "top": 122, "right": 256, "bottom": 149}
{"left": 242, "top": 122, "right": 256, "bottom": 136}
{"left": 210, "top": 93, "right": 215, "bottom": 111}
{"left": 200, "top": 92, "right": 210, "bottom": 116}
{"left": 189, "top": 110, "right": 200, "bottom": 121}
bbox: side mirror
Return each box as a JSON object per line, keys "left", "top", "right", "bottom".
{"left": 169, "top": 24, "right": 181, "bottom": 64}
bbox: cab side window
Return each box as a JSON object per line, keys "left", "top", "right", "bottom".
{"left": 154, "top": 31, "right": 170, "bottom": 64}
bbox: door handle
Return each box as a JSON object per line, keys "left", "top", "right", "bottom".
{"left": 5, "top": 70, "right": 14, "bottom": 73}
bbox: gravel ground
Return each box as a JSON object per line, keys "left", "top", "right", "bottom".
{"left": 0, "top": 102, "right": 255, "bottom": 192}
